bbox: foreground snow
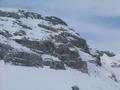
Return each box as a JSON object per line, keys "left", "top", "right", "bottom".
{"left": 0, "top": 58, "right": 120, "bottom": 90}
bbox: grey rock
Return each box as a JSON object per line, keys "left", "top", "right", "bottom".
{"left": 67, "top": 60, "right": 88, "bottom": 73}
{"left": 18, "top": 10, "right": 43, "bottom": 19}
{"left": 49, "top": 61, "right": 65, "bottom": 70}
{"left": 0, "top": 10, "right": 20, "bottom": 19}
{"left": 45, "top": 16, "right": 67, "bottom": 26}
{"left": 4, "top": 52, "right": 43, "bottom": 67}
{"left": 72, "top": 86, "right": 80, "bottom": 90}
{"left": 13, "top": 20, "right": 32, "bottom": 30}
{"left": 14, "top": 30, "right": 26, "bottom": 36}
{"left": 38, "top": 24, "right": 58, "bottom": 32}
{"left": 0, "top": 30, "right": 12, "bottom": 38}
{"left": 0, "top": 43, "right": 13, "bottom": 59}
{"left": 14, "top": 39, "right": 55, "bottom": 54}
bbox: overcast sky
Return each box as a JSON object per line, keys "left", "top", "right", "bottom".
{"left": 0, "top": 0, "right": 120, "bottom": 53}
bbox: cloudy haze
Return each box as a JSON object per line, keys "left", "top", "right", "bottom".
{"left": 0, "top": 0, "right": 120, "bottom": 53}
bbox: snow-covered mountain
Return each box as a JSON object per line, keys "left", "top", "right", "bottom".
{"left": 0, "top": 9, "right": 120, "bottom": 90}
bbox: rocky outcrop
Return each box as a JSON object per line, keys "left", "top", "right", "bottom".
{"left": 45, "top": 16, "right": 68, "bottom": 26}
{"left": 14, "top": 39, "right": 55, "bottom": 54}
{"left": 0, "top": 10, "right": 20, "bottom": 19}
{"left": 0, "top": 43, "right": 13, "bottom": 59}
{"left": 4, "top": 52, "right": 43, "bottom": 67}
{"left": 0, "top": 9, "right": 95, "bottom": 73}
{"left": 72, "top": 86, "right": 80, "bottom": 90}
{"left": 0, "top": 9, "right": 43, "bottom": 19}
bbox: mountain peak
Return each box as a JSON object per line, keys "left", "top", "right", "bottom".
{"left": 0, "top": 8, "right": 89, "bottom": 72}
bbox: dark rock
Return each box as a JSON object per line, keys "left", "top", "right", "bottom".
{"left": 18, "top": 10, "right": 43, "bottom": 19}
{"left": 69, "top": 50, "right": 80, "bottom": 59}
{"left": 110, "top": 73, "right": 118, "bottom": 82}
{"left": 111, "top": 62, "right": 120, "bottom": 68}
{"left": 45, "top": 16, "right": 67, "bottom": 26}
{"left": 0, "top": 30, "right": 12, "bottom": 38}
{"left": 54, "top": 34, "right": 68, "bottom": 43}
{"left": 0, "top": 10, "right": 20, "bottom": 19}
{"left": 0, "top": 43, "right": 13, "bottom": 59}
{"left": 67, "top": 60, "right": 88, "bottom": 73}
{"left": 55, "top": 44, "right": 80, "bottom": 62}
{"left": 70, "top": 38, "right": 89, "bottom": 52}
{"left": 43, "top": 61, "right": 65, "bottom": 69}
{"left": 49, "top": 61, "right": 65, "bottom": 70}
{"left": 13, "top": 21, "right": 32, "bottom": 30}
{"left": 55, "top": 44, "right": 70, "bottom": 55}
{"left": 91, "top": 50, "right": 115, "bottom": 66}
{"left": 14, "top": 30, "right": 26, "bottom": 36}
{"left": 38, "top": 24, "right": 58, "bottom": 32}
{"left": 95, "top": 50, "right": 115, "bottom": 57}
{"left": 72, "top": 86, "right": 80, "bottom": 90}
{"left": 58, "top": 32, "right": 89, "bottom": 52}
{"left": 104, "top": 51, "right": 115, "bottom": 57}
{"left": 95, "top": 55, "right": 102, "bottom": 66}
{"left": 0, "top": 9, "right": 43, "bottom": 19}
{"left": 14, "top": 39, "right": 55, "bottom": 53}
{"left": 4, "top": 52, "right": 43, "bottom": 67}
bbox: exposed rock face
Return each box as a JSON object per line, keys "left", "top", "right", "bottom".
{"left": 0, "top": 10, "right": 20, "bottom": 19}
{"left": 45, "top": 16, "right": 68, "bottom": 26}
{"left": 89, "top": 50, "right": 115, "bottom": 66}
{"left": 96, "top": 50, "right": 115, "bottom": 57}
{"left": 0, "top": 9, "right": 99, "bottom": 73}
{"left": 4, "top": 52, "right": 43, "bottom": 67}
{"left": 14, "top": 39, "right": 55, "bottom": 54}
{"left": 66, "top": 60, "right": 88, "bottom": 73}
{"left": 0, "top": 9, "right": 43, "bottom": 19}
{"left": 0, "top": 43, "right": 13, "bottom": 59}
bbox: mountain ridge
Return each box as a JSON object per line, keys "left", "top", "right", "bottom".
{"left": 0, "top": 9, "right": 90, "bottom": 71}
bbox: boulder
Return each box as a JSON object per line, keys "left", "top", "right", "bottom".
{"left": 71, "top": 86, "right": 80, "bottom": 90}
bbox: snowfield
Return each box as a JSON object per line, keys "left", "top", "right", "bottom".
{"left": 0, "top": 56, "right": 120, "bottom": 90}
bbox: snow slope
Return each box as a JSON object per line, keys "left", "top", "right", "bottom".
{"left": 0, "top": 53, "right": 120, "bottom": 90}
